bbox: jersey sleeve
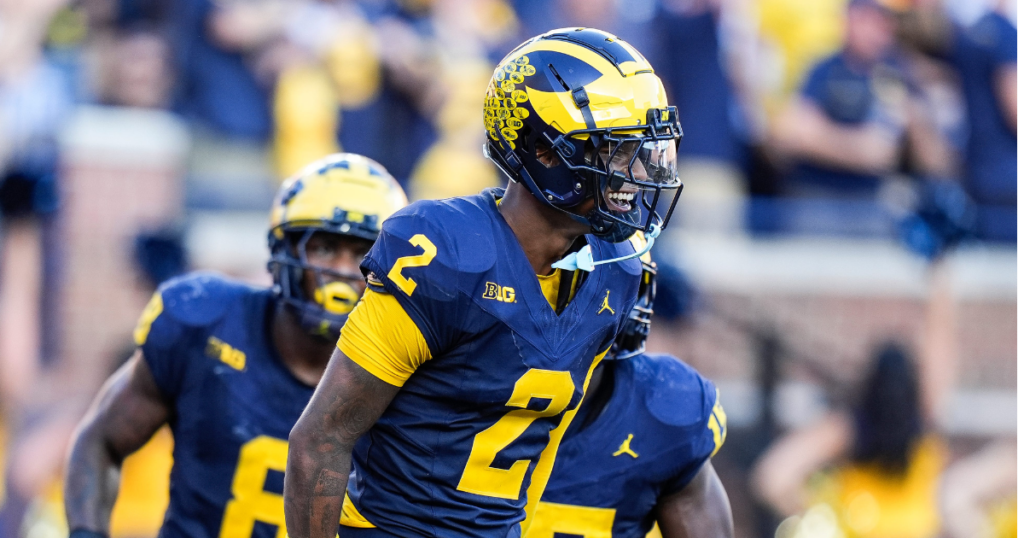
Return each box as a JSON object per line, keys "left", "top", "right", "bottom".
{"left": 660, "top": 371, "right": 726, "bottom": 496}
{"left": 133, "top": 287, "right": 189, "bottom": 399}
{"left": 338, "top": 286, "right": 433, "bottom": 387}
{"left": 352, "top": 208, "right": 467, "bottom": 377}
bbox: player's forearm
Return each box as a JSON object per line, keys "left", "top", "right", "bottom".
{"left": 284, "top": 416, "right": 355, "bottom": 538}
{"left": 64, "top": 422, "right": 124, "bottom": 534}
{"left": 776, "top": 101, "right": 900, "bottom": 174}
{"left": 64, "top": 353, "right": 170, "bottom": 534}
{"left": 284, "top": 350, "right": 400, "bottom": 538}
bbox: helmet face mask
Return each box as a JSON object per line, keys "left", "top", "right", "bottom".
{"left": 484, "top": 28, "right": 684, "bottom": 242}
{"left": 269, "top": 229, "right": 370, "bottom": 339}
{"left": 267, "top": 153, "right": 407, "bottom": 340}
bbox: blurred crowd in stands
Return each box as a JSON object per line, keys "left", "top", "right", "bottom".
{"left": 0, "top": 0, "right": 1015, "bottom": 536}
{"left": 0, "top": 0, "right": 1016, "bottom": 234}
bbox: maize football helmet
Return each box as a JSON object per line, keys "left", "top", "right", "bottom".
{"left": 268, "top": 153, "right": 407, "bottom": 338}
{"left": 484, "top": 27, "right": 683, "bottom": 243}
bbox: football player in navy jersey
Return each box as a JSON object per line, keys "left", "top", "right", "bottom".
{"left": 285, "top": 28, "right": 685, "bottom": 538}
{"left": 526, "top": 248, "right": 733, "bottom": 538}
{"left": 62, "top": 153, "right": 408, "bottom": 538}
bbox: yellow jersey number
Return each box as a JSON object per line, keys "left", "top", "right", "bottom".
{"left": 387, "top": 234, "right": 437, "bottom": 296}
{"left": 526, "top": 502, "right": 665, "bottom": 538}
{"left": 525, "top": 502, "right": 615, "bottom": 538}
{"left": 457, "top": 369, "right": 576, "bottom": 500}
{"left": 218, "top": 436, "right": 346, "bottom": 538}
{"left": 707, "top": 389, "right": 727, "bottom": 457}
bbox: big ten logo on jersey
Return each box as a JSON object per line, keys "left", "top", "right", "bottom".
{"left": 206, "top": 336, "right": 246, "bottom": 371}
{"left": 482, "top": 282, "right": 516, "bottom": 303}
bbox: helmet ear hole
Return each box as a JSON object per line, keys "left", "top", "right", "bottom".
{"left": 535, "top": 140, "right": 560, "bottom": 169}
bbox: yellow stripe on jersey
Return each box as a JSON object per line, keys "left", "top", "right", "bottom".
{"left": 521, "top": 345, "right": 611, "bottom": 534}
{"left": 537, "top": 269, "right": 580, "bottom": 313}
{"left": 537, "top": 271, "right": 560, "bottom": 312}
{"left": 133, "top": 291, "right": 163, "bottom": 346}
{"left": 338, "top": 287, "right": 432, "bottom": 387}
{"left": 341, "top": 492, "right": 377, "bottom": 528}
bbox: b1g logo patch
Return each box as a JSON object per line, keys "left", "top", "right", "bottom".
{"left": 482, "top": 282, "right": 516, "bottom": 303}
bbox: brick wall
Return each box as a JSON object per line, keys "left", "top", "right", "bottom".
{"left": 652, "top": 292, "right": 1015, "bottom": 391}
{"left": 57, "top": 107, "right": 188, "bottom": 392}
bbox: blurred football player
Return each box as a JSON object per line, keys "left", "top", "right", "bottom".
{"left": 62, "top": 153, "right": 408, "bottom": 538}
{"left": 526, "top": 245, "right": 733, "bottom": 538}
{"left": 285, "top": 28, "right": 684, "bottom": 538}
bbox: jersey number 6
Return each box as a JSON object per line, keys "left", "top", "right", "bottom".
{"left": 219, "top": 436, "right": 289, "bottom": 538}
{"left": 219, "top": 436, "right": 345, "bottom": 538}
{"left": 457, "top": 369, "right": 576, "bottom": 500}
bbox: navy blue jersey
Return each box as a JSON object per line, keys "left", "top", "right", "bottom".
{"left": 949, "top": 12, "right": 1016, "bottom": 241}
{"left": 341, "top": 189, "right": 641, "bottom": 537}
{"left": 134, "top": 272, "right": 314, "bottom": 538}
{"left": 792, "top": 53, "right": 912, "bottom": 195}
{"left": 525, "top": 354, "right": 724, "bottom": 538}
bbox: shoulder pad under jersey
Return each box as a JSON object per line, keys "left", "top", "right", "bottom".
{"left": 156, "top": 271, "right": 257, "bottom": 328}
{"left": 636, "top": 353, "right": 717, "bottom": 428}
{"left": 363, "top": 195, "right": 498, "bottom": 296}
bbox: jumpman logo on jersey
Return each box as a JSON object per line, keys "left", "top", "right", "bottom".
{"left": 597, "top": 290, "right": 615, "bottom": 315}
{"left": 612, "top": 434, "right": 639, "bottom": 458}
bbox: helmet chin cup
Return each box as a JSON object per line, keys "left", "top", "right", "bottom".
{"left": 284, "top": 295, "right": 349, "bottom": 341}
{"left": 314, "top": 281, "right": 360, "bottom": 315}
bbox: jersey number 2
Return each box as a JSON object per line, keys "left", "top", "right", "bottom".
{"left": 387, "top": 234, "right": 437, "bottom": 296}
{"left": 457, "top": 369, "right": 576, "bottom": 500}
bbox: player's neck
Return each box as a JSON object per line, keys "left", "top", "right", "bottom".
{"left": 498, "top": 182, "right": 589, "bottom": 275}
{"left": 270, "top": 305, "right": 334, "bottom": 386}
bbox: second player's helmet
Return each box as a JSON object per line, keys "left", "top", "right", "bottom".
{"left": 268, "top": 153, "right": 407, "bottom": 338}
{"left": 484, "top": 27, "right": 683, "bottom": 242}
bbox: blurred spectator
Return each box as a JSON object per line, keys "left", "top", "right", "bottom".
{"left": 92, "top": 26, "right": 173, "bottom": 109}
{"left": 750, "top": 261, "right": 959, "bottom": 538}
{"left": 0, "top": 0, "right": 72, "bottom": 420}
{"left": 171, "top": 0, "right": 289, "bottom": 142}
{"left": 771, "top": 0, "right": 953, "bottom": 200}
{"left": 173, "top": 0, "right": 307, "bottom": 212}
{"left": 274, "top": 0, "right": 513, "bottom": 194}
{"left": 653, "top": 0, "right": 751, "bottom": 234}
{"left": 405, "top": 0, "right": 516, "bottom": 199}
{"left": 273, "top": 0, "right": 438, "bottom": 185}
{"left": 900, "top": 0, "right": 1016, "bottom": 242}
{"left": 0, "top": 1, "right": 74, "bottom": 532}
{"left": 513, "top": 0, "right": 659, "bottom": 63}
{"left": 753, "top": 0, "right": 848, "bottom": 115}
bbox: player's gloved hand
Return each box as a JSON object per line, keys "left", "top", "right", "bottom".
{"left": 894, "top": 178, "right": 976, "bottom": 261}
